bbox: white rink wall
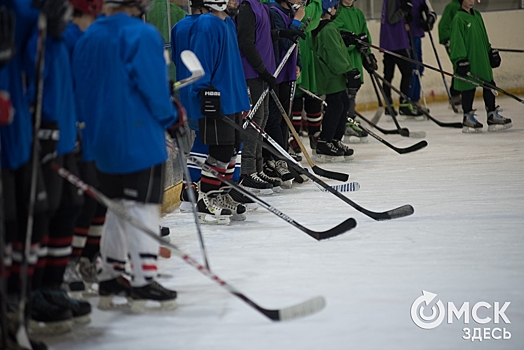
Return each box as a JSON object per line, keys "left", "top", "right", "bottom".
{"left": 354, "top": 9, "right": 524, "bottom": 105}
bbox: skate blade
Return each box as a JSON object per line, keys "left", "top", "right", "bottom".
{"left": 343, "top": 155, "right": 354, "bottom": 162}
{"left": 244, "top": 203, "right": 258, "bottom": 211}
{"left": 315, "top": 154, "right": 345, "bottom": 163}
{"left": 241, "top": 186, "right": 274, "bottom": 196}
{"left": 462, "top": 126, "right": 483, "bottom": 133}
{"left": 488, "top": 123, "right": 513, "bottom": 132}
{"left": 280, "top": 180, "right": 293, "bottom": 189}
{"left": 197, "top": 212, "right": 231, "bottom": 225}
{"left": 179, "top": 201, "right": 194, "bottom": 213}
{"left": 97, "top": 295, "right": 130, "bottom": 311}
{"left": 231, "top": 213, "right": 247, "bottom": 221}
{"left": 129, "top": 299, "right": 178, "bottom": 313}
{"left": 343, "top": 135, "right": 368, "bottom": 144}
{"left": 29, "top": 319, "right": 73, "bottom": 335}
{"left": 271, "top": 185, "right": 282, "bottom": 193}
{"left": 73, "top": 314, "right": 91, "bottom": 325}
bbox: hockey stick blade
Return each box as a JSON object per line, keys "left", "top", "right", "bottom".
{"left": 173, "top": 50, "right": 205, "bottom": 90}
{"left": 183, "top": 155, "right": 356, "bottom": 241}
{"left": 312, "top": 165, "right": 349, "bottom": 182}
{"left": 50, "top": 161, "right": 327, "bottom": 321}
{"left": 316, "top": 181, "right": 360, "bottom": 193}
{"left": 253, "top": 295, "right": 326, "bottom": 321}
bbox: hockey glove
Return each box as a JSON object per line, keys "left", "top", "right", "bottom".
{"left": 0, "top": 7, "right": 16, "bottom": 67}
{"left": 278, "top": 29, "right": 306, "bottom": 41}
{"left": 340, "top": 31, "right": 358, "bottom": 47}
{"left": 346, "top": 69, "right": 362, "bottom": 90}
{"left": 362, "top": 53, "right": 378, "bottom": 74}
{"left": 355, "top": 33, "right": 370, "bottom": 54}
{"left": 455, "top": 58, "right": 470, "bottom": 77}
{"left": 32, "top": 0, "right": 72, "bottom": 38}
{"left": 38, "top": 121, "right": 60, "bottom": 164}
{"left": 200, "top": 86, "right": 221, "bottom": 118}
{"left": 167, "top": 100, "right": 188, "bottom": 139}
{"left": 443, "top": 39, "right": 451, "bottom": 54}
{"left": 489, "top": 48, "right": 501, "bottom": 68}
{"left": 400, "top": 0, "right": 413, "bottom": 13}
{"left": 260, "top": 69, "right": 277, "bottom": 90}
{"left": 0, "top": 91, "right": 14, "bottom": 126}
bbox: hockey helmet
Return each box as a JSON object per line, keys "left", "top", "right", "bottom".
{"left": 322, "top": 0, "right": 338, "bottom": 14}
{"left": 190, "top": 0, "right": 205, "bottom": 8}
{"left": 202, "top": 0, "right": 227, "bottom": 12}
{"left": 69, "top": 0, "right": 103, "bottom": 16}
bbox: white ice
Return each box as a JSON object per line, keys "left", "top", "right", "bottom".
{"left": 41, "top": 99, "right": 524, "bottom": 350}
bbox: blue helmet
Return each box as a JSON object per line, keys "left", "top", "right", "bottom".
{"left": 322, "top": 0, "right": 339, "bottom": 14}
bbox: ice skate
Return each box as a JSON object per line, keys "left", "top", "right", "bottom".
{"left": 179, "top": 182, "right": 197, "bottom": 213}
{"left": 41, "top": 288, "right": 92, "bottom": 325}
{"left": 309, "top": 131, "right": 319, "bottom": 150}
{"left": 288, "top": 136, "right": 302, "bottom": 154}
{"left": 219, "top": 189, "right": 247, "bottom": 221}
{"left": 78, "top": 257, "right": 99, "bottom": 296}
{"left": 334, "top": 140, "right": 354, "bottom": 161}
{"left": 97, "top": 276, "right": 132, "bottom": 310}
{"left": 487, "top": 106, "right": 512, "bottom": 132}
{"left": 196, "top": 189, "right": 233, "bottom": 225}
{"left": 258, "top": 170, "right": 282, "bottom": 193}
{"left": 63, "top": 260, "right": 86, "bottom": 298}
{"left": 315, "top": 140, "right": 345, "bottom": 163}
{"left": 344, "top": 119, "right": 368, "bottom": 143}
{"left": 399, "top": 101, "right": 423, "bottom": 118}
{"left": 462, "top": 111, "right": 483, "bottom": 133}
{"left": 229, "top": 187, "right": 258, "bottom": 211}
{"left": 28, "top": 290, "right": 74, "bottom": 334}
{"left": 239, "top": 173, "right": 273, "bottom": 196}
{"left": 265, "top": 160, "right": 293, "bottom": 189}
{"left": 450, "top": 95, "right": 462, "bottom": 114}
{"left": 128, "top": 281, "right": 177, "bottom": 313}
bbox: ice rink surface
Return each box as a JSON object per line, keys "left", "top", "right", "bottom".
{"left": 42, "top": 99, "right": 524, "bottom": 350}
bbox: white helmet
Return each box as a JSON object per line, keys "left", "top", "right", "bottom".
{"left": 202, "top": 0, "right": 227, "bottom": 11}
{"left": 104, "top": 0, "right": 152, "bottom": 14}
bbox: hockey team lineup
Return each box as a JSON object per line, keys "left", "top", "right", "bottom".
{"left": 0, "top": 0, "right": 522, "bottom": 349}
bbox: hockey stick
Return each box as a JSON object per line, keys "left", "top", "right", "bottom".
{"left": 171, "top": 131, "right": 211, "bottom": 270}
{"left": 297, "top": 86, "right": 328, "bottom": 107}
{"left": 493, "top": 48, "right": 524, "bottom": 53}
{"left": 357, "top": 111, "right": 407, "bottom": 137}
{"left": 373, "top": 73, "right": 463, "bottom": 129}
{"left": 369, "top": 71, "right": 384, "bottom": 124}
{"left": 315, "top": 181, "right": 360, "bottom": 193}
{"left": 222, "top": 117, "right": 414, "bottom": 221}
{"left": 467, "top": 72, "right": 524, "bottom": 104}
{"left": 16, "top": 12, "right": 47, "bottom": 349}
{"left": 269, "top": 89, "right": 350, "bottom": 182}
{"left": 172, "top": 50, "right": 205, "bottom": 90}
{"left": 427, "top": 30, "right": 457, "bottom": 113}
{"left": 370, "top": 71, "right": 426, "bottom": 138}
{"left": 288, "top": 81, "right": 297, "bottom": 119}
{"left": 352, "top": 113, "right": 428, "bottom": 154}
{"left": 49, "top": 161, "right": 326, "bottom": 321}
{"left": 360, "top": 39, "right": 524, "bottom": 105}
{"left": 408, "top": 30, "right": 429, "bottom": 113}
{"left": 185, "top": 154, "right": 357, "bottom": 240}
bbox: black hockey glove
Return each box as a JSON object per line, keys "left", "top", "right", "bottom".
{"left": 278, "top": 28, "right": 306, "bottom": 41}
{"left": 32, "top": 0, "right": 72, "bottom": 38}
{"left": 200, "top": 86, "right": 222, "bottom": 118}
{"left": 0, "top": 7, "right": 16, "bottom": 67}
{"left": 422, "top": 11, "right": 437, "bottom": 32}
{"left": 455, "top": 58, "right": 470, "bottom": 77}
{"left": 355, "top": 33, "right": 370, "bottom": 54}
{"left": 340, "top": 31, "right": 358, "bottom": 47}
{"left": 38, "top": 121, "right": 60, "bottom": 164}
{"left": 345, "top": 69, "right": 362, "bottom": 90}
{"left": 489, "top": 48, "right": 501, "bottom": 68}
{"left": 362, "top": 53, "right": 378, "bottom": 74}
{"left": 400, "top": 0, "right": 413, "bottom": 14}
{"left": 167, "top": 100, "right": 188, "bottom": 139}
{"left": 260, "top": 69, "right": 277, "bottom": 90}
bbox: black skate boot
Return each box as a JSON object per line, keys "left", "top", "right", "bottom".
{"left": 487, "top": 106, "right": 512, "bottom": 132}
{"left": 258, "top": 170, "right": 282, "bottom": 193}
{"left": 62, "top": 259, "right": 86, "bottom": 295}
{"left": 28, "top": 290, "right": 73, "bottom": 334}
{"left": 128, "top": 281, "right": 177, "bottom": 313}
{"left": 218, "top": 187, "right": 248, "bottom": 221}
{"left": 462, "top": 110, "right": 483, "bottom": 133}
{"left": 239, "top": 173, "right": 273, "bottom": 195}
{"left": 78, "top": 256, "right": 99, "bottom": 296}
{"left": 229, "top": 187, "right": 258, "bottom": 211}
{"left": 179, "top": 182, "right": 197, "bottom": 213}
{"left": 308, "top": 131, "right": 319, "bottom": 150}
{"left": 334, "top": 140, "right": 354, "bottom": 160}
{"left": 41, "top": 288, "right": 91, "bottom": 324}
{"left": 265, "top": 159, "right": 293, "bottom": 188}
{"left": 288, "top": 137, "right": 302, "bottom": 154}
{"left": 98, "top": 276, "right": 132, "bottom": 310}
{"left": 197, "top": 189, "right": 233, "bottom": 225}
{"left": 450, "top": 95, "right": 462, "bottom": 114}
{"left": 399, "top": 100, "right": 423, "bottom": 118}
{"left": 315, "top": 139, "right": 345, "bottom": 163}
